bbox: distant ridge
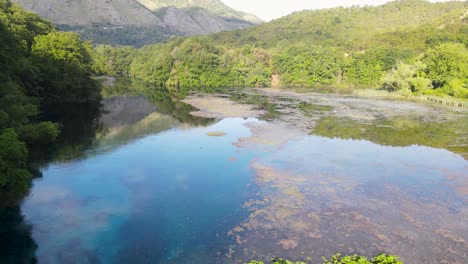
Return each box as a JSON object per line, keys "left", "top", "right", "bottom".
{"left": 11, "top": 0, "right": 263, "bottom": 46}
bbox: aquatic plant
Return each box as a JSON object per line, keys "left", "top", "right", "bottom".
{"left": 323, "top": 253, "right": 402, "bottom": 264}
{"left": 206, "top": 132, "right": 227, "bottom": 137}
{"left": 248, "top": 253, "right": 402, "bottom": 264}
{"left": 229, "top": 91, "right": 281, "bottom": 120}
{"left": 298, "top": 102, "right": 333, "bottom": 117}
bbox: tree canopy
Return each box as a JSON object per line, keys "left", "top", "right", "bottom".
{"left": 0, "top": 0, "right": 101, "bottom": 204}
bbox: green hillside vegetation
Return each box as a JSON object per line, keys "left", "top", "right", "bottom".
{"left": 209, "top": 0, "right": 466, "bottom": 49}
{"left": 0, "top": 0, "right": 100, "bottom": 204}
{"left": 96, "top": 0, "right": 467, "bottom": 99}
{"left": 61, "top": 24, "right": 176, "bottom": 47}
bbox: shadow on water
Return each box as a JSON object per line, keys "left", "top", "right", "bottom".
{"left": 0, "top": 207, "right": 37, "bottom": 264}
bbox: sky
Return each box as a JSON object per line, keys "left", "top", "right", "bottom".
{"left": 221, "top": 0, "right": 456, "bottom": 21}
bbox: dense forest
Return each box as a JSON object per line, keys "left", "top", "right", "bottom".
{"left": 0, "top": 0, "right": 100, "bottom": 204}
{"left": 95, "top": 0, "right": 468, "bottom": 98}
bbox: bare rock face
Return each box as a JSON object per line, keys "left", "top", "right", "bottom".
{"left": 12, "top": 0, "right": 164, "bottom": 26}
{"left": 160, "top": 6, "right": 254, "bottom": 35}
{"left": 11, "top": 0, "right": 262, "bottom": 46}
{"left": 161, "top": 6, "right": 205, "bottom": 35}
{"left": 136, "top": 0, "right": 263, "bottom": 24}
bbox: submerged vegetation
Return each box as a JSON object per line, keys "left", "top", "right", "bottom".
{"left": 249, "top": 253, "right": 403, "bottom": 264}
{"left": 298, "top": 102, "right": 333, "bottom": 117}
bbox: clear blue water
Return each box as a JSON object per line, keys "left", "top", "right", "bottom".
{"left": 9, "top": 96, "right": 468, "bottom": 264}
{"left": 22, "top": 116, "right": 263, "bottom": 263}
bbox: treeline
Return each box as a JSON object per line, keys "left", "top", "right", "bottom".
{"left": 0, "top": 0, "right": 101, "bottom": 203}
{"left": 94, "top": 0, "right": 467, "bottom": 98}
{"left": 96, "top": 39, "right": 467, "bottom": 98}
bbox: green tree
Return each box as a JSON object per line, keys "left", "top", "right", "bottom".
{"left": 0, "top": 1, "right": 102, "bottom": 203}
{"left": 382, "top": 61, "right": 431, "bottom": 94}
{"left": 272, "top": 45, "right": 343, "bottom": 87}
{"left": 423, "top": 43, "right": 468, "bottom": 88}
{"left": 93, "top": 45, "right": 135, "bottom": 76}
{"left": 0, "top": 129, "right": 31, "bottom": 202}
{"left": 31, "top": 32, "right": 101, "bottom": 104}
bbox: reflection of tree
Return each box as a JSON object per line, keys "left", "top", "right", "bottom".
{"left": 30, "top": 101, "right": 104, "bottom": 165}
{"left": 130, "top": 79, "right": 216, "bottom": 126}
{"left": 0, "top": 206, "right": 37, "bottom": 264}
{"left": 0, "top": 84, "right": 218, "bottom": 263}
{"left": 313, "top": 116, "right": 468, "bottom": 159}
{"left": 29, "top": 81, "right": 215, "bottom": 167}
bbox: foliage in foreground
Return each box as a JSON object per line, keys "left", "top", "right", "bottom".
{"left": 249, "top": 253, "right": 402, "bottom": 264}
{"left": 0, "top": 0, "right": 100, "bottom": 204}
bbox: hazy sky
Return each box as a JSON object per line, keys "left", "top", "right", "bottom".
{"left": 221, "top": 0, "right": 456, "bottom": 21}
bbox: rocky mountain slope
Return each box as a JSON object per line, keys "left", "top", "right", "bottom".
{"left": 12, "top": 0, "right": 164, "bottom": 26}
{"left": 11, "top": 0, "right": 262, "bottom": 46}
{"left": 137, "top": 0, "right": 262, "bottom": 24}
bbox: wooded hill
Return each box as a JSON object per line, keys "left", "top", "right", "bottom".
{"left": 96, "top": 0, "right": 467, "bottom": 98}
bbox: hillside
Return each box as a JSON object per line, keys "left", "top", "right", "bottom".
{"left": 11, "top": 0, "right": 164, "bottom": 26}
{"left": 11, "top": 0, "right": 262, "bottom": 46}
{"left": 99, "top": 0, "right": 467, "bottom": 99}
{"left": 208, "top": 0, "right": 467, "bottom": 50}
{"left": 137, "top": 0, "right": 263, "bottom": 24}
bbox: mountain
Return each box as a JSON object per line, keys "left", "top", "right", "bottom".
{"left": 11, "top": 0, "right": 164, "bottom": 26}
{"left": 11, "top": 0, "right": 262, "bottom": 46}
{"left": 137, "top": 0, "right": 262, "bottom": 24}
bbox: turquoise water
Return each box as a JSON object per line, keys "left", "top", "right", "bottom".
{"left": 5, "top": 95, "right": 467, "bottom": 264}
{"left": 22, "top": 116, "right": 262, "bottom": 263}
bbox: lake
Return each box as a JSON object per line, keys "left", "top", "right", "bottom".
{"left": 1, "top": 91, "right": 467, "bottom": 263}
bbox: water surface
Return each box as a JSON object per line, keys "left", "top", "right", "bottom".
{"left": 2, "top": 94, "right": 467, "bottom": 264}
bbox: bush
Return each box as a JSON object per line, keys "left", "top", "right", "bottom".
{"left": 249, "top": 253, "right": 403, "bottom": 264}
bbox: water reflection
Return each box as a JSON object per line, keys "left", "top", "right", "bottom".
{"left": 231, "top": 122, "right": 468, "bottom": 263}
{"left": 96, "top": 93, "right": 215, "bottom": 152}
{"left": 313, "top": 115, "right": 468, "bottom": 159}
{"left": 22, "top": 118, "right": 260, "bottom": 263}
{"left": 0, "top": 91, "right": 215, "bottom": 264}
{"left": 3, "top": 91, "right": 468, "bottom": 264}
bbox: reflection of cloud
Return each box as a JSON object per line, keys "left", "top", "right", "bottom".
{"left": 31, "top": 186, "right": 69, "bottom": 203}
{"left": 231, "top": 123, "right": 468, "bottom": 262}
{"left": 123, "top": 168, "right": 148, "bottom": 183}
{"left": 176, "top": 174, "right": 190, "bottom": 191}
